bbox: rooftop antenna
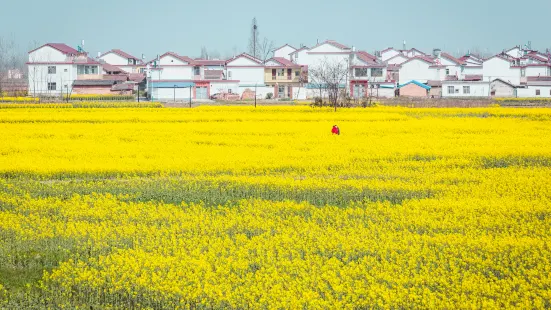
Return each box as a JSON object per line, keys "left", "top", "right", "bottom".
{"left": 97, "top": 51, "right": 101, "bottom": 58}
{"left": 403, "top": 40, "right": 406, "bottom": 51}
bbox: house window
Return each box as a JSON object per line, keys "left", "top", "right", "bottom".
{"left": 64, "top": 68, "right": 68, "bottom": 72}
{"left": 295, "top": 71, "right": 300, "bottom": 77}
{"left": 77, "top": 65, "right": 98, "bottom": 75}
{"left": 228, "top": 71, "right": 232, "bottom": 78}
{"left": 463, "top": 86, "right": 470, "bottom": 94}
{"left": 193, "top": 66, "right": 200, "bottom": 75}
{"left": 455, "top": 88, "right": 459, "bottom": 94}
{"left": 228, "top": 89, "right": 232, "bottom": 94}
{"left": 446, "top": 68, "right": 450, "bottom": 75}
{"left": 536, "top": 89, "right": 541, "bottom": 96}
{"left": 521, "top": 68, "right": 526, "bottom": 77}
{"left": 447, "top": 86, "right": 454, "bottom": 94}
{"left": 370, "top": 68, "right": 383, "bottom": 77}
{"left": 47, "top": 82, "right": 56, "bottom": 90}
{"left": 48, "top": 66, "right": 56, "bottom": 74}
{"left": 355, "top": 68, "right": 367, "bottom": 77}
{"left": 277, "top": 69, "right": 285, "bottom": 76}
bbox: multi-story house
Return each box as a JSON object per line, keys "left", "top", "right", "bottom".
{"left": 225, "top": 53, "right": 271, "bottom": 98}
{"left": 99, "top": 49, "right": 143, "bottom": 73}
{"left": 350, "top": 51, "right": 394, "bottom": 98}
{"left": 27, "top": 43, "right": 102, "bottom": 96}
{"left": 147, "top": 52, "right": 240, "bottom": 100}
{"left": 264, "top": 57, "right": 306, "bottom": 99}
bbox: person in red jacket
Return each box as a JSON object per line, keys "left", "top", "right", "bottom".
{"left": 332, "top": 125, "right": 340, "bottom": 135}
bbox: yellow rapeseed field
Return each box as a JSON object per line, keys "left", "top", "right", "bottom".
{"left": 0, "top": 106, "right": 550, "bottom": 309}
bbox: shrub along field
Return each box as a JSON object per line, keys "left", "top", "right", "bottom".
{"left": 0, "top": 106, "right": 550, "bottom": 309}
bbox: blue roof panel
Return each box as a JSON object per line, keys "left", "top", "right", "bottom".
{"left": 398, "top": 80, "right": 431, "bottom": 90}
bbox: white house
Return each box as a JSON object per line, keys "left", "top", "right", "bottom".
{"left": 516, "top": 78, "right": 551, "bottom": 98}
{"left": 148, "top": 52, "right": 239, "bottom": 100}
{"left": 99, "top": 49, "right": 143, "bottom": 73}
{"left": 273, "top": 44, "right": 297, "bottom": 60}
{"left": 27, "top": 43, "right": 102, "bottom": 96}
{"left": 398, "top": 56, "right": 445, "bottom": 85}
{"left": 350, "top": 51, "right": 392, "bottom": 98}
{"left": 482, "top": 54, "right": 521, "bottom": 86}
{"left": 225, "top": 53, "right": 269, "bottom": 97}
{"left": 305, "top": 40, "right": 352, "bottom": 68}
{"left": 381, "top": 48, "right": 400, "bottom": 62}
{"left": 441, "top": 80, "right": 490, "bottom": 98}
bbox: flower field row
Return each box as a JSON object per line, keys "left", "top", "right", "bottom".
{"left": 0, "top": 96, "right": 40, "bottom": 103}
{"left": 0, "top": 106, "right": 550, "bottom": 308}
{"left": 0, "top": 101, "right": 162, "bottom": 109}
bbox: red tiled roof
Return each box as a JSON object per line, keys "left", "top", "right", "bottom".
{"left": 527, "top": 76, "right": 551, "bottom": 81}
{"left": 102, "top": 49, "right": 141, "bottom": 61}
{"left": 381, "top": 47, "right": 395, "bottom": 53}
{"left": 160, "top": 52, "right": 196, "bottom": 64}
{"left": 464, "top": 75, "right": 483, "bottom": 81}
{"left": 268, "top": 57, "right": 298, "bottom": 67}
{"left": 440, "top": 52, "right": 464, "bottom": 65}
{"left": 128, "top": 73, "right": 145, "bottom": 83}
{"left": 523, "top": 53, "right": 548, "bottom": 63}
{"left": 194, "top": 59, "right": 226, "bottom": 66}
{"left": 226, "top": 53, "right": 263, "bottom": 65}
{"left": 102, "top": 63, "right": 126, "bottom": 73}
{"left": 356, "top": 51, "right": 378, "bottom": 63}
{"left": 29, "top": 43, "right": 79, "bottom": 55}
{"left": 310, "top": 40, "right": 351, "bottom": 51}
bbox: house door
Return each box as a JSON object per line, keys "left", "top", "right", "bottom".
{"left": 353, "top": 84, "right": 365, "bottom": 98}
{"left": 196, "top": 87, "right": 208, "bottom": 99}
{"left": 278, "top": 85, "right": 285, "bottom": 98}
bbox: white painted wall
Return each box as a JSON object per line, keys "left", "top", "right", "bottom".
{"left": 506, "top": 47, "right": 522, "bottom": 58}
{"left": 210, "top": 82, "right": 239, "bottom": 94}
{"left": 483, "top": 57, "right": 521, "bottom": 85}
{"left": 151, "top": 87, "right": 192, "bottom": 100}
{"left": 226, "top": 56, "right": 264, "bottom": 86}
{"left": 28, "top": 46, "right": 67, "bottom": 62}
{"left": 491, "top": 80, "right": 516, "bottom": 97}
{"left": 517, "top": 86, "right": 551, "bottom": 98}
{"left": 160, "top": 55, "right": 188, "bottom": 65}
{"left": 306, "top": 43, "right": 350, "bottom": 67}
{"left": 442, "top": 82, "right": 490, "bottom": 97}
{"left": 525, "top": 66, "right": 550, "bottom": 77}
{"left": 291, "top": 49, "right": 309, "bottom": 65}
{"left": 274, "top": 45, "right": 296, "bottom": 60}
{"left": 28, "top": 64, "right": 76, "bottom": 95}
{"left": 462, "top": 66, "right": 483, "bottom": 76}
{"left": 381, "top": 49, "right": 399, "bottom": 62}
{"left": 100, "top": 53, "right": 129, "bottom": 66}
{"left": 152, "top": 67, "right": 193, "bottom": 80}
{"left": 399, "top": 59, "right": 435, "bottom": 84}
{"left": 386, "top": 55, "right": 408, "bottom": 65}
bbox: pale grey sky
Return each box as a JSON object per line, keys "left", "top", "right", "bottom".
{"left": 1, "top": 0, "right": 550, "bottom": 59}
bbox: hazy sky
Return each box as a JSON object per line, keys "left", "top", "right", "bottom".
{"left": 2, "top": 0, "right": 550, "bottom": 59}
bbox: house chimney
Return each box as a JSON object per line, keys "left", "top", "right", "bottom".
{"left": 403, "top": 40, "right": 406, "bottom": 50}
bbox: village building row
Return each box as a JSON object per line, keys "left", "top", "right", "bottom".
{"left": 25, "top": 41, "right": 551, "bottom": 99}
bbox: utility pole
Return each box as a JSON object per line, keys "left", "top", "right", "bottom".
{"left": 253, "top": 21, "right": 258, "bottom": 59}
{"left": 189, "top": 86, "right": 192, "bottom": 108}
{"left": 174, "top": 85, "right": 176, "bottom": 102}
{"left": 255, "top": 83, "right": 257, "bottom": 108}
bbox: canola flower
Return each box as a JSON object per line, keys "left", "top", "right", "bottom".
{"left": 0, "top": 106, "right": 550, "bottom": 309}
{"left": 0, "top": 101, "right": 162, "bottom": 109}
{"left": 0, "top": 96, "right": 40, "bottom": 103}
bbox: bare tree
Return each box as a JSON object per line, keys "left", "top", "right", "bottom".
{"left": 0, "top": 36, "right": 20, "bottom": 96}
{"left": 258, "top": 38, "right": 275, "bottom": 63}
{"left": 308, "top": 58, "right": 349, "bottom": 111}
{"left": 200, "top": 46, "right": 208, "bottom": 59}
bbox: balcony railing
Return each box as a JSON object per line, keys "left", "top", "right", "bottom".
{"left": 265, "top": 75, "right": 301, "bottom": 82}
